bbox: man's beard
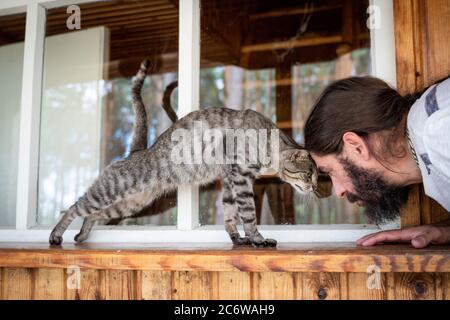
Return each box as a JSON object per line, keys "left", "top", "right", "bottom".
{"left": 339, "top": 158, "right": 410, "bottom": 224}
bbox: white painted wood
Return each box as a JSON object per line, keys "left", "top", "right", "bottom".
{"left": 0, "top": 0, "right": 95, "bottom": 15}
{"left": 369, "top": 0, "right": 400, "bottom": 230}
{"left": 0, "top": 225, "right": 381, "bottom": 243}
{"left": 369, "top": 0, "right": 397, "bottom": 87}
{"left": 15, "top": 3, "right": 46, "bottom": 230}
{"left": 177, "top": 0, "right": 200, "bottom": 230}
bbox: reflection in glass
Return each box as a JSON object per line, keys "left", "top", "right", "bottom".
{"left": 0, "top": 13, "right": 26, "bottom": 226}
{"left": 37, "top": 1, "right": 179, "bottom": 226}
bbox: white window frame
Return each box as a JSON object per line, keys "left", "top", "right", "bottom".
{"left": 0, "top": 0, "right": 397, "bottom": 243}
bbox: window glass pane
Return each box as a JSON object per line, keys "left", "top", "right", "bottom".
{"left": 0, "top": 13, "right": 26, "bottom": 226}
{"left": 37, "top": 1, "right": 178, "bottom": 227}
{"left": 199, "top": 0, "right": 371, "bottom": 225}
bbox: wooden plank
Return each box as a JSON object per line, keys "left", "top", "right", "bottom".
{"left": 34, "top": 268, "right": 65, "bottom": 300}
{"left": 420, "top": 0, "right": 450, "bottom": 86}
{"left": 294, "top": 273, "right": 303, "bottom": 300}
{"left": 1, "top": 268, "right": 33, "bottom": 299}
{"left": 171, "top": 271, "right": 212, "bottom": 299}
{"left": 347, "top": 272, "right": 386, "bottom": 300}
{"left": 390, "top": 273, "right": 436, "bottom": 300}
{"left": 252, "top": 272, "right": 295, "bottom": 300}
{"left": 0, "top": 244, "right": 449, "bottom": 273}
{"left": 140, "top": 270, "right": 172, "bottom": 300}
{"left": 444, "top": 273, "right": 450, "bottom": 300}
{"left": 211, "top": 271, "right": 251, "bottom": 300}
{"left": 75, "top": 269, "right": 101, "bottom": 300}
{"left": 393, "top": 0, "right": 422, "bottom": 227}
{"left": 393, "top": 0, "right": 419, "bottom": 93}
{"left": 385, "top": 272, "right": 396, "bottom": 300}
{"left": 401, "top": 185, "right": 422, "bottom": 227}
{"left": 302, "top": 272, "right": 342, "bottom": 300}
{"left": 100, "top": 270, "right": 136, "bottom": 300}
{"left": 339, "top": 273, "right": 349, "bottom": 300}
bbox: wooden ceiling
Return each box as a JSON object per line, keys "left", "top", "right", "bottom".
{"left": 0, "top": 0, "right": 369, "bottom": 78}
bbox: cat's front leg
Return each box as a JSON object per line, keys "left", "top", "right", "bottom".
{"left": 222, "top": 178, "right": 252, "bottom": 245}
{"left": 230, "top": 168, "right": 277, "bottom": 247}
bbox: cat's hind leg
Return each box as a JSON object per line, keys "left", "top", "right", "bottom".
{"left": 72, "top": 187, "right": 158, "bottom": 243}
{"left": 74, "top": 216, "right": 96, "bottom": 243}
{"left": 49, "top": 193, "right": 103, "bottom": 245}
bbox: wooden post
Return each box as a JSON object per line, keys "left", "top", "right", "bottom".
{"left": 275, "top": 63, "right": 295, "bottom": 224}
{"left": 393, "top": 0, "right": 450, "bottom": 226}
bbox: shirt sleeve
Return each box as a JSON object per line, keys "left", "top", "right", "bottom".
{"left": 422, "top": 78, "right": 450, "bottom": 177}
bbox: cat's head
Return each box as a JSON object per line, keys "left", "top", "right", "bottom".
{"left": 279, "top": 148, "right": 331, "bottom": 198}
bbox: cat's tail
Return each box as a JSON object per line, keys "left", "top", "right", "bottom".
{"left": 162, "top": 81, "right": 178, "bottom": 123}
{"left": 130, "top": 59, "right": 151, "bottom": 154}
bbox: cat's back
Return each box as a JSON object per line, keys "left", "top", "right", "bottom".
{"left": 174, "top": 107, "right": 277, "bottom": 130}
{"left": 143, "top": 108, "right": 279, "bottom": 156}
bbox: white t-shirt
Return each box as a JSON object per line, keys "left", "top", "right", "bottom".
{"left": 407, "top": 77, "right": 450, "bottom": 211}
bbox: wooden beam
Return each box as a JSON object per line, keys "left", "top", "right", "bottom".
{"left": 241, "top": 35, "right": 343, "bottom": 53}
{"left": 0, "top": 243, "right": 449, "bottom": 272}
{"left": 249, "top": 4, "right": 342, "bottom": 20}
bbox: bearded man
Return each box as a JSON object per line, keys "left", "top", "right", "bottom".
{"left": 304, "top": 76, "right": 450, "bottom": 248}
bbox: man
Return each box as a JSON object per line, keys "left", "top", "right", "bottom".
{"left": 304, "top": 76, "right": 450, "bottom": 248}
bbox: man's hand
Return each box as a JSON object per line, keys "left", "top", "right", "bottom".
{"left": 356, "top": 221, "right": 450, "bottom": 248}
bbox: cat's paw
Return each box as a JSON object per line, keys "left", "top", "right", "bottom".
{"left": 251, "top": 238, "right": 277, "bottom": 248}
{"left": 49, "top": 233, "right": 63, "bottom": 246}
{"left": 230, "top": 233, "right": 252, "bottom": 246}
{"left": 74, "top": 232, "right": 88, "bottom": 243}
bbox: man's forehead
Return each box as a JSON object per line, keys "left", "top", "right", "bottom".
{"left": 310, "top": 153, "right": 337, "bottom": 168}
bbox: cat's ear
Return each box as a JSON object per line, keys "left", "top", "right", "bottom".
{"left": 314, "top": 173, "right": 333, "bottom": 198}
{"left": 281, "top": 148, "right": 311, "bottom": 171}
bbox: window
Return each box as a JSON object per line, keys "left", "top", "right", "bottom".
{"left": 0, "top": 12, "right": 26, "bottom": 226}
{"left": 37, "top": 1, "right": 179, "bottom": 227}
{"left": 198, "top": 0, "right": 370, "bottom": 225}
{"left": 0, "top": 0, "right": 397, "bottom": 242}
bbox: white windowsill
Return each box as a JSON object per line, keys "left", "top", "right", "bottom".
{"left": 0, "top": 224, "right": 384, "bottom": 243}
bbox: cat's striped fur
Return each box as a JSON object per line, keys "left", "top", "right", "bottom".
{"left": 49, "top": 60, "right": 318, "bottom": 247}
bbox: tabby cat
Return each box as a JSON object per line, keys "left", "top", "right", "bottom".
{"left": 49, "top": 60, "right": 320, "bottom": 247}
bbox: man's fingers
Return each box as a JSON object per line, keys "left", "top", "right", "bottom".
{"left": 411, "top": 235, "right": 430, "bottom": 248}
{"left": 356, "top": 225, "right": 443, "bottom": 248}
{"left": 356, "top": 231, "right": 385, "bottom": 245}
{"left": 358, "top": 230, "right": 407, "bottom": 246}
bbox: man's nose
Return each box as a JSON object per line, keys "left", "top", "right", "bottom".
{"left": 332, "top": 181, "right": 347, "bottom": 198}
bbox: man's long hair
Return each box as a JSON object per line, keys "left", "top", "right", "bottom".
{"left": 304, "top": 76, "right": 447, "bottom": 161}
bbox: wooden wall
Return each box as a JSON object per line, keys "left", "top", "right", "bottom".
{"left": 394, "top": 0, "right": 450, "bottom": 226}
{"left": 0, "top": 268, "right": 449, "bottom": 300}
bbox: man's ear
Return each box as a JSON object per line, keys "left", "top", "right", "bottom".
{"left": 314, "top": 173, "right": 332, "bottom": 198}
{"left": 342, "top": 132, "right": 370, "bottom": 161}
